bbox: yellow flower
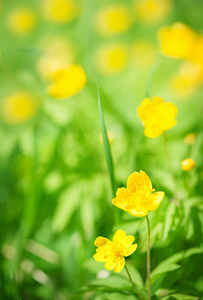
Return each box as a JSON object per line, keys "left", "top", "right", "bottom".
{"left": 134, "top": 0, "right": 172, "bottom": 24}
{"left": 94, "top": 5, "right": 132, "bottom": 36}
{"left": 7, "top": 8, "right": 36, "bottom": 35}
{"left": 1, "top": 91, "right": 38, "bottom": 124}
{"left": 184, "top": 133, "right": 196, "bottom": 146}
{"left": 181, "top": 158, "right": 196, "bottom": 172}
{"left": 112, "top": 171, "right": 165, "bottom": 217}
{"left": 41, "top": 0, "right": 79, "bottom": 23}
{"left": 48, "top": 64, "right": 87, "bottom": 99}
{"left": 171, "top": 61, "right": 201, "bottom": 97}
{"left": 158, "top": 23, "right": 197, "bottom": 59}
{"left": 93, "top": 229, "right": 137, "bottom": 272}
{"left": 95, "top": 44, "right": 128, "bottom": 76}
{"left": 138, "top": 97, "right": 178, "bottom": 138}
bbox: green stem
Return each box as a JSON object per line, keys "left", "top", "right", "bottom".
{"left": 124, "top": 265, "right": 145, "bottom": 300}
{"left": 163, "top": 132, "right": 179, "bottom": 204}
{"left": 145, "top": 62, "right": 159, "bottom": 98}
{"left": 145, "top": 215, "right": 151, "bottom": 300}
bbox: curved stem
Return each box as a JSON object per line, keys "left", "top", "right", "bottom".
{"left": 145, "top": 215, "right": 151, "bottom": 300}
{"left": 124, "top": 264, "right": 145, "bottom": 300}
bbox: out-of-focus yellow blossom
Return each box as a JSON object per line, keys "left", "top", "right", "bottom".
{"left": 95, "top": 44, "right": 128, "bottom": 76}
{"left": 184, "top": 133, "right": 196, "bottom": 145}
{"left": 171, "top": 61, "right": 201, "bottom": 97}
{"left": 93, "top": 229, "right": 137, "bottom": 272}
{"left": 132, "top": 41, "right": 156, "bottom": 68}
{"left": 134, "top": 0, "right": 172, "bottom": 24}
{"left": 190, "top": 35, "right": 203, "bottom": 78}
{"left": 138, "top": 97, "right": 178, "bottom": 138}
{"left": 159, "top": 23, "right": 197, "bottom": 59}
{"left": 48, "top": 64, "right": 86, "bottom": 99}
{"left": 94, "top": 5, "right": 132, "bottom": 37}
{"left": 37, "top": 36, "right": 74, "bottom": 80}
{"left": 181, "top": 158, "right": 196, "bottom": 172}
{"left": 112, "top": 171, "right": 165, "bottom": 217}
{"left": 1, "top": 91, "right": 38, "bottom": 123}
{"left": 99, "top": 131, "right": 114, "bottom": 145}
{"left": 7, "top": 8, "right": 36, "bottom": 35}
{"left": 41, "top": 0, "right": 79, "bottom": 23}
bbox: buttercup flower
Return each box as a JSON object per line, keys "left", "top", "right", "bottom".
{"left": 94, "top": 5, "right": 131, "bottom": 37}
{"left": 1, "top": 91, "right": 38, "bottom": 123}
{"left": 134, "top": 0, "right": 172, "bottom": 24}
{"left": 138, "top": 97, "right": 178, "bottom": 138}
{"left": 158, "top": 23, "right": 197, "bottom": 59}
{"left": 6, "top": 8, "right": 36, "bottom": 35}
{"left": 93, "top": 229, "right": 137, "bottom": 272}
{"left": 112, "top": 171, "right": 165, "bottom": 217}
{"left": 41, "top": 0, "right": 79, "bottom": 23}
{"left": 181, "top": 158, "right": 196, "bottom": 172}
{"left": 48, "top": 64, "right": 87, "bottom": 99}
{"left": 95, "top": 44, "right": 128, "bottom": 76}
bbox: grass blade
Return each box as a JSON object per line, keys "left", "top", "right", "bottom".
{"left": 97, "top": 84, "right": 116, "bottom": 197}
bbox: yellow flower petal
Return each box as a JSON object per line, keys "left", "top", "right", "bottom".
{"left": 129, "top": 208, "right": 148, "bottom": 217}
{"left": 113, "top": 229, "right": 126, "bottom": 243}
{"left": 144, "top": 126, "right": 164, "bottom": 138}
{"left": 122, "top": 235, "right": 135, "bottom": 248}
{"left": 145, "top": 192, "right": 165, "bottom": 211}
{"left": 93, "top": 252, "right": 109, "bottom": 262}
{"left": 137, "top": 97, "right": 151, "bottom": 120}
{"left": 127, "top": 171, "right": 152, "bottom": 192}
{"left": 104, "top": 258, "right": 117, "bottom": 271}
{"left": 94, "top": 237, "right": 111, "bottom": 247}
{"left": 114, "top": 257, "right": 125, "bottom": 272}
{"left": 124, "top": 244, "right": 138, "bottom": 256}
{"left": 112, "top": 197, "right": 128, "bottom": 211}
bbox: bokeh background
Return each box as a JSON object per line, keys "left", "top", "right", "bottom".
{"left": 0, "top": 0, "right": 203, "bottom": 299}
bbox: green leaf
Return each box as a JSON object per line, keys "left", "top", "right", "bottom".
{"left": 95, "top": 292, "right": 139, "bottom": 300}
{"left": 52, "top": 183, "right": 80, "bottom": 233}
{"left": 163, "top": 202, "right": 176, "bottom": 241}
{"left": 97, "top": 84, "right": 116, "bottom": 196}
{"left": 119, "top": 262, "right": 144, "bottom": 288}
{"left": 88, "top": 275, "right": 132, "bottom": 289}
{"left": 151, "top": 264, "right": 181, "bottom": 284}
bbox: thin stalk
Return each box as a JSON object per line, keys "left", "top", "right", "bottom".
{"left": 145, "top": 215, "right": 151, "bottom": 300}
{"left": 124, "top": 265, "right": 145, "bottom": 300}
{"left": 163, "top": 132, "right": 179, "bottom": 205}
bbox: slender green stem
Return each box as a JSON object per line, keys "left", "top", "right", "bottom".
{"left": 163, "top": 132, "right": 179, "bottom": 204}
{"left": 145, "top": 215, "right": 151, "bottom": 300}
{"left": 124, "top": 265, "right": 145, "bottom": 300}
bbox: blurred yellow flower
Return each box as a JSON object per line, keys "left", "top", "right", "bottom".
{"left": 99, "top": 131, "right": 114, "bottom": 145}
{"left": 7, "top": 8, "right": 37, "bottom": 35}
{"left": 181, "top": 158, "right": 196, "bottom": 172}
{"left": 48, "top": 64, "right": 87, "bottom": 99}
{"left": 184, "top": 133, "right": 196, "bottom": 145}
{"left": 95, "top": 44, "right": 128, "bottom": 76}
{"left": 138, "top": 97, "right": 178, "bottom": 138}
{"left": 94, "top": 5, "right": 132, "bottom": 36}
{"left": 93, "top": 229, "right": 137, "bottom": 272}
{"left": 1, "top": 91, "right": 38, "bottom": 123}
{"left": 41, "top": 0, "right": 79, "bottom": 23}
{"left": 112, "top": 171, "right": 165, "bottom": 217}
{"left": 171, "top": 61, "right": 201, "bottom": 97}
{"left": 159, "top": 23, "right": 197, "bottom": 59}
{"left": 190, "top": 35, "right": 203, "bottom": 78}
{"left": 37, "top": 36, "right": 74, "bottom": 80}
{"left": 134, "top": 0, "right": 172, "bottom": 24}
{"left": 132, "top": 40, "right": 156, "bottom": 69}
